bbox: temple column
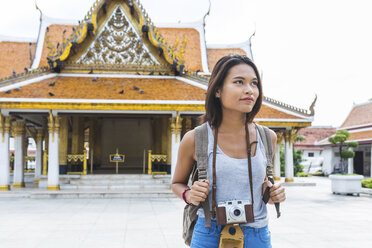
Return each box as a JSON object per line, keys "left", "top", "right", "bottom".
{"left": 59, "top": 117, "right": 68, "bottom": 174}
{"left": 12, "top": 121, "right": 26, "bottom": 187}
{"left": 0, "top": 116, "right": 12, "bottom": 190}
{"left": 347, "top": 147, "right": 354, "bottom": 174}
{"left": 34, "top": 128, "right": 43, "bottom": 184}
{"left": 170, "top": 114, "right": 183, "bottom": 180}
{"left": 284, "top": 129, "right": 294, "bottom": 182}
{"left": 47, "top": 114, "right": 60, "bottom": 190}
{"left": 274, "top": 132, "right": 283, "bottom": 181}
{"left": 23, "top": 136, "right": 28, "bottom": 170}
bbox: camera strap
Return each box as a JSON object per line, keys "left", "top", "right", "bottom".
{"left": 245, "top": 122, "right": 256, "bottom": 209}
{"left": 211, "top": 122, "right": 256, "bottom": 220}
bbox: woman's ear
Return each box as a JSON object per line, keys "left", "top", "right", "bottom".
{"left": 215, "top": 89, "right": 221, "bottom": 98}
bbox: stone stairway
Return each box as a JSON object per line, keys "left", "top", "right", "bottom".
{"left": 61, "top": 174, "right": 171, "bottom": 190}
{"left": 4, "top": 174, "right": 175, "bottom": 199}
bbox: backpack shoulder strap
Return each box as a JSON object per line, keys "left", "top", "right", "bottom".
{"left": 255, "top": 123, "right": 273, "bottom": 167}
{"left": 194, "top": 123, "right": 208, "bottom": 179}
{"left": 193, "top": 122, "right": 211, "bottom": 227}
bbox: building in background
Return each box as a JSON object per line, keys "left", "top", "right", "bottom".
{"left": 294, "top": 126, "right": 336, "bottom": 173}
{"left": 0, "top": 0, "right": 315, "bottom": 191}
{"left": 317, "top": 101, "right": 372, "bottom": 177}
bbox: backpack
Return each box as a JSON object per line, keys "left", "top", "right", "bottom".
{"left": 182, "top": 122, "right": 274, "bottom": 246}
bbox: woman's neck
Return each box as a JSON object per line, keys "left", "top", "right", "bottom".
{"left": 218, "top": 110, "right": 247, "bottom": 133}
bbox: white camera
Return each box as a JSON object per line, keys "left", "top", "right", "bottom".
{"left": 217, "top": 200, "right": 253, "bottom": 225}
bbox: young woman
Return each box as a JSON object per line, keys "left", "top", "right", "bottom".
{"left": 172, "top": 54, "right": 286, "bottom": 248}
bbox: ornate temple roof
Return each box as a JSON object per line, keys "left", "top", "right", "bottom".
{"left": 0, "top": 75, "right": 205, "bottom": 101}
{"left": 0, "top": 0, "right": 314, "bottom": 127}
{"left": 39, "top": 24, "right": 77, "bottom": 68}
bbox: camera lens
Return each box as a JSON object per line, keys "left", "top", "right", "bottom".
{"left": 233, "top": 209, "right": 241, "bottom": 216}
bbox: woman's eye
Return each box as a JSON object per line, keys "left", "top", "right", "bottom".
{"left": 251, "top": 81, "right": 258, "bottom": 86}
{"left": 235, "top": 80, "right": 243, "bottom": 85}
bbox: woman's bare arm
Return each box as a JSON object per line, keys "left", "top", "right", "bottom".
{"left": 172, "top": 130, "right": 210, "bottom": 205}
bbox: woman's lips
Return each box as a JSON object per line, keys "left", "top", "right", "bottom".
{"left": 240, "top": 97, "right": 254, "bottom": 103}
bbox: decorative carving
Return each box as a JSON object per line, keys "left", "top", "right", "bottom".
{"left": 309, "top": 94, "right": 317, "bottom": 116}
{"left": 276, "top": 131, "right": 284, "bottom": 145}
{"left": 4, "top": 117, "right": 12, "bottom": 134}
{"left": 284, "top": 128, "right": 299, "bottom": 144}
{"left": 36, "top": 129, "right": 44, "bottom": 142}
{"left": 151, "top": 154, "right": 167, "bottom": 163}
{"left": 77, "top": 6, "right": 159, "bottom": 66}
{"left": 170, "top": 113, "right": 183, "bottom": 142}
{"left": 172, "top": 37, "right": 187, "bottom": 62}
{"left": 12, "top": 121, "right": 25, "bottom": 137}
{"left": 10, "top": 155, "right": 35, "bottom": 163}
{"left": 47, "top": 110, "right": 60, "bottom": 142}
{"left": 67, "top": 154, "right": 85, "bottom": 163}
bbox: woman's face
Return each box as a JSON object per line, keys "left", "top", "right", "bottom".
{"left": 216, "top": 63, "right": 259, "bottom": 114}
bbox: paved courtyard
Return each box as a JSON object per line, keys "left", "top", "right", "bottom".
{"left": 0, "top": 176, "right": 371, "bottom": 248}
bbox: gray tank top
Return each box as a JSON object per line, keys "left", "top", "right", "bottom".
{"left": 197, "top": 122, "right": 269, "bottom": 228}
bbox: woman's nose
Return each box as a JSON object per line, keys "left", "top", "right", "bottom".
{"left": 244, "top": 84, "right": 254, "bottom": 94}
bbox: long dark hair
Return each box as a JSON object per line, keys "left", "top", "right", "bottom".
{"left": 201, "top": 54, "right": 263, "bottom": 128}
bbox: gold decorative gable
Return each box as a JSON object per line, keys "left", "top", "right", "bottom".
{"left": 46, "top": 0, "right": 186, "bottom": 75}
{"left": 76, "top": 6, "right": 160, "bottom": 67}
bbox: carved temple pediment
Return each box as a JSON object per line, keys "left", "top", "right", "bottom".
{"left": 48, "top": 0, "right": 185, "bottom": 75}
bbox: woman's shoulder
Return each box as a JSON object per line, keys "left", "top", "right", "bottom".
{"left": 182, "top": 129, "right": 195, "bottom": 144}
{"left": 180, "top": 129, "right": 197, "bottom": 161}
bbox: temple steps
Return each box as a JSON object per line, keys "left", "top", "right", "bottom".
{"left": 34, "top": 174, "right": 173, "bottom": 198}
{"left": 2, "top": 174, "right": 176, "bottom": 198}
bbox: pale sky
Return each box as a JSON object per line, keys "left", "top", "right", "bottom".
{"left": 1, "top": 0, "right": 372, "bottom": 127}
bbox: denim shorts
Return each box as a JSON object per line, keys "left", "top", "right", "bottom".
{"left": 190, "top": 216, "right": 272, "bottom": 248}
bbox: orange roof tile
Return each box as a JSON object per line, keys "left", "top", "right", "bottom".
{"left": 39, "top": 24, "right": 77, "bottom": 67}
{"left": 207, "top": 48, "right": 246, "bottom": 72}
{"left": 0, "top": 42, "right": 36, "bottom": 79}
{"left": 0, "top": 76, "right": 205, "bottom": 101}
{"left": 158, "top": 28, "right": 202, "bottom": 72}
{"left": 349, "top": 130, "right": 372, "bottom": 141}
{"left": 340, "top": 102, "right": 372, "bottom": 128}
{"left": 256, "top": 104, "right": 302, "bottom": 119}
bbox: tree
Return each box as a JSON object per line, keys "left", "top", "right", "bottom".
{"left": 328, "top": 130, "right": 358, "bottom": 173}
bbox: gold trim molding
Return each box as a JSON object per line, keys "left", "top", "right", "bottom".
{"left": 0, "top": 185, "right": 10, "bottom": 191}
{"left": 0, "top": 102, "right": 205, "bottom": 112}
{"left": 256, "top": 121, "right": 311, "bottom": 128}
{"left": 12, "top": 182, "right": 25, "bottom": 188}
{"left": 47, "top": 185, "right": 60, "bottom": 191}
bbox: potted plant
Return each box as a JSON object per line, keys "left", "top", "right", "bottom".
{"left": 328, "top": 130, "right": 363, "bottom": 196}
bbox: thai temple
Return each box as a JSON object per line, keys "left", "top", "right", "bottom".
{"left": 0, "top": 0, "right": 315, "bottom": 191}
